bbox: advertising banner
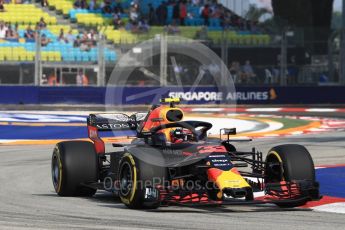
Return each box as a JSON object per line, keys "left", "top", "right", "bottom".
{"left": 0, "top": 86, "right": 344, "bottom": 105}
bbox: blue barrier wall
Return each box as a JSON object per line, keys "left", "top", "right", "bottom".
{"left": 1, "top": 86, "right": 345, "bottom": 104}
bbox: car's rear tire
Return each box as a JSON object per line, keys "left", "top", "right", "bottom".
{"left": 265, "top": 144, "right": 315, "bottom": 207}
{"left": 118, "top": 153, "right": 165, "bottom": 209}
{"left": 52, "top": 141, "right": 98, "bottom": 196}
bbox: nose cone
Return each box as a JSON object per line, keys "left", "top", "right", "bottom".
{"left": 207, "top": 167, "right": 250, "bottom": 199}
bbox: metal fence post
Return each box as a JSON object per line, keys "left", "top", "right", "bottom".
{"left": 98, "top": 33, "right": 106, "bottom": 86}
{"left": 160, "top": 33, "right": 168, "bottom": 86}
{"left": 340, "top": 0, "right": 345, "bottom": 85}
{"left": 280, "top": 29, "right": 288, "bottom": 86}
{"left": 221, "top": 30, "right": 229, "bottom": 86}
{"left": 34, "top": 32, "right": 42, "bottom": 86}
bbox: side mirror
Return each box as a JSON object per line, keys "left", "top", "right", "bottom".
{"left": 219, "top": 128, "right": 237, "bottom": 141}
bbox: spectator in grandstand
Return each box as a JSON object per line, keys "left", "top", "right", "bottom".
{"left": 5, "top": 27, "right": 19, "bottom": 40}
{"left": 4, "top": 21, "right": 9, "bottom": 27}
{"left": 41, "top": 33, "right": 51, "bottom": 47}
{"left": 0, "top": 1, "right": 4, "bottom": 12}
{"left": 115, "top": 2, "right": 124, "bottom": 14}
{"left": 47, "top": 72, "right": 57, "bottom": 86}
{"left": 221, "top": 11, "right": 232, "bottom": 29}
{"left": 138, "top": 19, "right": 150, "bottom": 33}
{"left": 38, "top": 17, "right": 47, "bottom": 29}
{"left": 41, "top": 74, "right": 48, "bottom": 85}
{"left": 192, "top": 0, "right": 200, "bottom": 6}
{"left": 148, "top": 3, "right": 156, "bottom": 25}
{"left": 89, "top": 0, "right": 97, "bottom": 10}
{"left": 79, "top": 32, "right": 91, "bottom": 51}
{"left": 58, "top": 28, "right": 68, "bottom": 43}
{"left": 79, "top": 30, "right": 92, "bottom": 48}
{"left": 129, "top": 2, "right": 139, "bottom": 23}
{"left": 102, "top": 0, "right": 112, "bottom": 14}
{"left": 76, "top": 70, "right": 89, "bottom": 86}
{"left": 229, "top": 61, "right": 241, "bottom": 83}
{"left": 156, "top": 1, "right": 167, "bottom": 26}
{"left": 212, "top": 3, "right": 221, "bottom": 18}
{"left": 264, "top": 68, "right": 273, "bottom": 84}
{"left": 0, "top": 22, "right": 7, "bottom": 39}
{"left": 80, "top": 41, "right": 90, "bottom": 51}
{"left": 113, "top": 8, "right": 123, "bottom": 29}
{"left": 172, "top": 2, "right": 179, "bottom": 25}
{"left": 165, "top": 23, "right": 180, "bottom": 35}
{"left": 12, "top": 24, "right": 19, "bottom": 39}
{"left": 242, "top": 60, "right": 256, "bottom": 83}
{"left": 179, "top": 0, "right": 187, "bottom": 26}
{"left": 287, "top": 56, "right": 298, "bottom": 84}
{"left": 87, "top": 29, "right": 97, "bottom": 46}
{"left": 200, "top": 4, "right": 210, "bottom": 26}
{"left": 81, "top": 0, "right": 87, "bottom": 9}
{"left": 73, "top": 35, "right": 81, "bottom": 47}
{"left": 34, "top": 24, "right": 42, "bottom": 39}
{"left": 81, "top": 31, "right": 88, "bottom": 42}
{"left": 73, "top": 0, "right": 81, "bottom": 9}
{"left": 125, "top": 20, "right": 140, "bottom": 33}
{"left": 66, "top": 30, "right": 75, "bottom": 43}
{"left": 319, "top": 73, "right": 329, "bottom": 83}
{"left": 41, "top": 0, "right": 49, "bottom": 7}
{"left": 24, "top": 25, "right": 35, "bottom": 40}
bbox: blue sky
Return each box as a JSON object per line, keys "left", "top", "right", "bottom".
{"left": 334, "top": 0, "right": 342, "bottom": 11}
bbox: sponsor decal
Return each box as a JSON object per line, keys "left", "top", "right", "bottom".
{"left": 96, "top": 123, "right": 134, "bottom": 130}
{"left": 168, "top": 89, "right": 277, "bottom": 102}
{"left": 169, "top": 92, "right": 223, "bottom": 102}
{"left": 144, "top": 187, "right": 158, "bottom": 200}
{"left": 207, "top": 154, "right": 233, "bottom": 170}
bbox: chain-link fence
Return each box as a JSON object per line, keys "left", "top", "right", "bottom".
{"left": 0, "top": 26, "right": 343, "bottom": 87}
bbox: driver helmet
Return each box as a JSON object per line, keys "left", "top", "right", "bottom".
{"left": 170, "top": 128, "right": 193, "bottom": 144}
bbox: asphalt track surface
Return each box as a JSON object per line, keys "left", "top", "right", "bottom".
{"left": 0, "top": 129, "right": 345, "bottom": 230}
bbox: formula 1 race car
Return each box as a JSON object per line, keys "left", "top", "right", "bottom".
{"left": 51, "top": 98, "right": 321, "bottom": 209}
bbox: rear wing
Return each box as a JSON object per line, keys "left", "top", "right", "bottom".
{"left": 87, "top": 113, "right": 147, "bottom": 155}
{"left": 87, "top": 113, "right": 147, "bottom": 131}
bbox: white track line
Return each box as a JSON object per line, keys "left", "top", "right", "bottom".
{"left": 312, "top": 202, "right": 345, "bottom": 214}
{"left": 246, "top": 108, "right": 282, "bottom": 112}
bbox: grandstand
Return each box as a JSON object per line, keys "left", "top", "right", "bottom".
{"left": 0, "top": 0, "right": 277, "bottom": 86}
{"left": 0, "top": 0, "right": 271, "bottom": 62}
{"left": 47, "top": 0, "right": 271, "bottom": 46}
{"left": 0, "top": 1, "right": 117, "bottom": 62}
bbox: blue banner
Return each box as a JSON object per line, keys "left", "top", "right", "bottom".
{"left": 0, "top": 86, "right": 345, "bottom": 104}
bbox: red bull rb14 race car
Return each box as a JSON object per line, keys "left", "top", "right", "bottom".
{"left": 51, "top": 98, "right": 321, "bottom": 209}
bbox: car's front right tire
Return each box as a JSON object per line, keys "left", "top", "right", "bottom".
{"left": 118, "top": 153, "right": 165, "bottom": 209}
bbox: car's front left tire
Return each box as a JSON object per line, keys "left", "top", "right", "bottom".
{"left": 265, "top": 144, "right": 316, "bottom": 207}
{"left": 52, "top": 141, "right": 98, "bottom": 196}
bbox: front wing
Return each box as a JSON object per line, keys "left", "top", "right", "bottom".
{"left": 156, "top": 180, "right": 321, "bottom": 207}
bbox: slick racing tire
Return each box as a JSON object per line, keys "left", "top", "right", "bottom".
{"left": 265, "top": 144, "right": 315, "bottom": 207}
{"left": 118, "top": 153, "right": 165, "bottom": 209}
{"left": 51, "top": 141, "right": 98, "bottom": 196}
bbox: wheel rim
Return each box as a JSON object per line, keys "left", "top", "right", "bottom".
{"left": 119, "top": 162, "right": 133, "bottom": 197}
{"left": 266, "top": 154, "right": 283, "bottom": 182}
{"left": 51, "top": 154, "right": 60, "bottom": 189}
